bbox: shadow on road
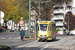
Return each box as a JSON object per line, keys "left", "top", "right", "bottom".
{"left": 11, "top": 47, "right": 62, "bottom": 50}
{"left": 38, "top": 39, "right": 60, "bottom": 42}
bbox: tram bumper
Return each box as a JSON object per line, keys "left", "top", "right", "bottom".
{"left": 38, "top": 37, "right": 52, "bottom": 40}
{"left": 39, "top": 37, "right": 48, "bottom": 40}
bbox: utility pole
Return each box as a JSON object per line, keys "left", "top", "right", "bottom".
{"left": 68, "top": 14, "right": 69, "bottom": 31}
{"left": 39, "top": 0, "right": 40, "bottom": 20}
{"left": 29, "top": 0, "right": 31, "bottom": 38}
{"left": 24, "top": 12, "right": 25, "bottom": 30}
{"left": 0, "top": 11, "right": 1, "bottom": 26}
{"left": 24, "top": 9, "right": 25, "bottom": 30}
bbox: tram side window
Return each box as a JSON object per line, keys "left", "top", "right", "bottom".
{"left": 50, "top": 25, "right": 52, "bottom": 31}
{"left": 52, "top": 24, "right": 55, "bottom": 31}
{"left": 48, "top": 25, "right": 49, "bottom": 31}
{"left": 48, "top": 24, "right": 51, "bottom": 31}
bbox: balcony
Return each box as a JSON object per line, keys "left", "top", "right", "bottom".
{"left": 53, "top": 9, "right": 64, "bottom": 13}
{"left": 56, "top": 22, "right": 64, "bottom": 26}
{"left": 56, "top": 24, "right": 64, "bottom": 26}
{"left": 53, "top": 17, "right": 64, "bottom": 20}
{"left": 53, "top": 15, "right": 64, "bottom": 20}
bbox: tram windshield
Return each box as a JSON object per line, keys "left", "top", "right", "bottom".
{"left": 40, "top": 24, "right": 47, "bottom": 31}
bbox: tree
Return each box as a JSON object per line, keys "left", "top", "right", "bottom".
{"left": 0, "top": 0, "right": 72, "bottom": 23}
{"left": 1, "top": 0, "right": 29, "bottom": 24}
{"left": 31, "top": 0, "right": 72, "bottom": 20}
{"left": 64, "top": 11, "right": 75, "bottom": 30}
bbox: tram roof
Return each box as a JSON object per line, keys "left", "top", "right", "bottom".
{"left": 37, "top": 20, "right": 55, "bottom": 24}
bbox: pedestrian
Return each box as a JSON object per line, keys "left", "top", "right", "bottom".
{"left": 20, "top": 29, "right": 25, "bottom": 41}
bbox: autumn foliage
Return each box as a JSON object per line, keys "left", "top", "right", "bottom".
{"left": 0, "top": 0, "right": 72, "bottom": 23}
{"left": 65, "top": 11, "right": 75, "bottom": 30}
{"left": 0, "top": 0, "right": 29, "bottom": 23}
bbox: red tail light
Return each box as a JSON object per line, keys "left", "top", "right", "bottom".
{"left": 45, "top": 35, "right": 46, "bottom": 36}
{"left": 40, "top": 35, "right": 42, "bottom": 36}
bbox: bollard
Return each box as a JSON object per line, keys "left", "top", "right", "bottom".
{"left": 34, "top": 32, "right": 36, "bottom": 39}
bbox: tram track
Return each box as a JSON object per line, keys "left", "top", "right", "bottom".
{"left": 40, "top": 36, "right": 70, "bottom": 50}
{"left": 39, "top": 36, "right": 75, "bottom": 50}
{"left": 14, "top": 36, "right": 75, "bottom": 50}
{"left": 16, "top": 36, "right": 63, "bottom": 48}
{"left": 18, "top": 37, "right": 67, "bottom": 50}
{"left": 52, "top": 36, "right": 75, "bottom": 50}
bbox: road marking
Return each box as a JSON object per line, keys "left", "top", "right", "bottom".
{"left": 1, "top": 38, "right": 6, "bottom": 39}
{"left": 17, "top": 40, "right": 37, "bottom": 48}
{"left": 40, "top": 45, "right": 49, "bottom": 50}
{"left": 8, "top": 38, "right": 12, "bottom": 39}
{"left": 0, "top": 37, "right": 20, "bottom": 40}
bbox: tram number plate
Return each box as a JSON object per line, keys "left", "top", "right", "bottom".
{"left": 42, "top": 35, "right": 45, "bottom": 37}
{"left": 42, "top": 38, "right": 45, "bottom": 40}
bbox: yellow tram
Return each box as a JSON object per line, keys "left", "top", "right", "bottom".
{"left": 37, "top": 21, "right": 56, "bottom": 41}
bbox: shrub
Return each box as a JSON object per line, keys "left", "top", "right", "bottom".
{"left": 56, "top": 29, "right": 61, "bottom": 32}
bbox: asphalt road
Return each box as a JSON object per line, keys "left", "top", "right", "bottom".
{"left": 0, "top": 32, "right": 35, "bottom": 47}
{"left": 0, "top": 32, "right": 34, "bottom": 39}
{"left": 0, "top": 32, "right": 20, "bottom": 39}
{"left": 0, "top": 32, "right": 75, "bottom": 50}
{"left": 11, "top": 35, "right": 75, "bottom": 50}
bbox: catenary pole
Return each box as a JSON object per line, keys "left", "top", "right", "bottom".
{"left": 68, "top": 14, "right": 69, "bottom": 31}
{"left": 29, "top": 0, "right": 31, "bottom": 38}
{"left": 0, "top": 11, "right": 1, "bottom": 26}
{"left": 39, "top": 0, "right": 40, "bottom": 20}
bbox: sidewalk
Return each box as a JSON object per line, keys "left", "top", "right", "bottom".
{"left": 0, "top": 31, "right": 20, "bottom": 33}
{"left": 16, "top": 36, "right": 36, "bottom": 40}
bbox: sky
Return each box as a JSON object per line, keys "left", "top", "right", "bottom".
{"left": 72, "top": 0, "right": 75, "bottom": 7}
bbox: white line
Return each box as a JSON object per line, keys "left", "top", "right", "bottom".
{"left": 14, "top": 37, "right": 20, "bottom": 39}
{"left": 8, "top": 38, "right": 12, "bottom": 39}
{"left": 17, "top": 40, "right": 37, "bottom": 48}
{"left": 1, "top": 38, "right": 6, "bottom": 39}
{"left": 40, "top": 45, "right": 49, "bottom": 50}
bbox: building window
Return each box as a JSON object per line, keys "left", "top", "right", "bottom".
{"left": 56, "top": 15, "right": 59, "bottom": 18}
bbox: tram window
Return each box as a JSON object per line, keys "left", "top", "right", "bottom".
{"left": 49, "top": 24, "right": 52, "bottom": 31}
{"left": 40, "top": 24, "right": 47, "bottom": 31}
{"left": 48, "top": 24, "right": 52, "bottom": 31}
{"left": 52, "top": 24, "right": 55, "bottom": 31}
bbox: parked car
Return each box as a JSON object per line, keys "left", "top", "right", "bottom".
{"left": 0, "top": 27, "right": 3, "bottom": 32}
{"left": 69, "top": 30, "right": 75, "bottom": 35}
{"left": 57, "top": 31, "right": 63, "bottom": 35}
{"left": 10, "top": 30, "right": 15, "bottom": 32}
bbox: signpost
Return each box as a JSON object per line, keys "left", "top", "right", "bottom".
{"left": 19, "top": 17, "right": 24, "bottom": 25}
{"left": 19, "top": 20, "right": 24, "bottom": 25}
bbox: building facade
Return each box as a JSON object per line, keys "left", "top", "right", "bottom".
{"left": 52, "top": 0, "right": 74, "bottom": 30}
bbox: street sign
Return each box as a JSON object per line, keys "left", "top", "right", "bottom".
{"left": 19, "top": 20, "right": 24, "bottom": 25}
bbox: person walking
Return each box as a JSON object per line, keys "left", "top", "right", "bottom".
{"left": 20, "top": 29, "right": 25, "bottom": 41}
